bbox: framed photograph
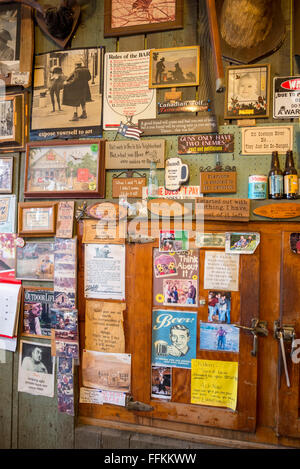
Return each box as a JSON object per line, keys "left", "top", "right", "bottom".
{"left": 0, "top": 156, "right": 13, "bottom": 193}
{"left": 30, "top": 47, "right": 104, "bottom": 140}
{"left": 149, "top": 46, "right": 200, "bottom": 89}
{"left": 21, "top": 286, "right": 54, "bottom": 338}
{"left": 0, "top": 93, "right": 27, "bottom": 152}
{"left": 225, "top": 64, "right": 270, "bottom": 119}
{"left": 18, "top": 201, "right": 57, "bottom": 237}
{"left": 104, "top": 0, "right": 183, "bottom": 37}
{"left": 0, "top": 4, "right": 33, "bottom": 88}
{"left": 24, "top": 140, "right": 105, "bottom": 199}
{"left": 16, "top": 241, "right": 54, "bottom": 282}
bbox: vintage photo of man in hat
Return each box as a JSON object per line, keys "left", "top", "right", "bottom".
{"left": 0, "top": 4, "right": 20, "bottom": 76}
{"left": 30, "top": 47, "right": 104, "bottom": 140}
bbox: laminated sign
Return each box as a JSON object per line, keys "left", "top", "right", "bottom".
{"left": 273, "top": 76, "right": 300, "bottom": 118}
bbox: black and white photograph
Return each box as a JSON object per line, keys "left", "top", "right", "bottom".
{"left": 0, "top": 99, "right": 14, "bottom": 141}
{"left": 30, "top": 47, "right": 104, "bottom": 140}
{"left": 18, "top": 340, "right": 55, "bottom": 397}
{"left": 0, "top": 156, "right": 13, "bottom": 193}
{"left": 0, "top": 3, "right": 21, "bottom": 78}
{"left": 225, "top": 64, "right": 270, "bottom": 119}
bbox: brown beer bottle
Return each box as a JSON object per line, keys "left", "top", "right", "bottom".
{"left": 283, "top": 150, "right": 298, "bottom": 199}
{"left": 268, "top": 151, "right": 283, "bottom": 199}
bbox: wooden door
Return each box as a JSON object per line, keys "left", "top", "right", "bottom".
{"left": 79, "top": 227, "right": 261, "bottom": 433}
{"left": 275, "top": 231, "right": 300, "bottom": 438}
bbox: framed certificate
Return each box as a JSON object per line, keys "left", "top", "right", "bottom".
{"left": 18, "top": 201, "right": 57, "bottom": 236}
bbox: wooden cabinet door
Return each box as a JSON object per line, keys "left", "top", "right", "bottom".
{"left": 276, "top": 231, "right": 300, "bottom": 438}
{"left": 79, "top": 233, "right": 261, "bottom": 433}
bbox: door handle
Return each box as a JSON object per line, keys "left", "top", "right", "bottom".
{"left": 274, "top": 321, "right": 297, "bottom": 388}
{"left": 233, "top": 319, "right": 268, "bottom": 356}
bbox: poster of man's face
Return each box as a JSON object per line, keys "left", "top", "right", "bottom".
{"left": 20, "top": 341, "right": 54, "bottom": 374}
{"left": 30, "top": 47, "right": 104, "bottom": 140}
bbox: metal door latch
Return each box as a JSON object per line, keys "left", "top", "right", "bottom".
{"left": 234, "top": 319, "right": 268, "bottom": 356}
{"left": 274, "top": 321, "right": 296, "bottom": 388}
{"left": 126, "top": 397, "right": 154, "bottom": 412}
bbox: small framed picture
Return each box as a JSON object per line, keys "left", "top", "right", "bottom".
{"left": 225, "top": 64, "right": 270, "bottom": 119}
{"left": 0, "top": 156, "right": 13, "bottom": 193}
{"left": 149, "top": 46, "right": 200, "bottom": 89}
{"left": 24, "top": 139, "right": 105, "bottom": 199}
{"left": 16, "top": 241, "right": 54, "bottom": 281}
{"left": 0, "top": 194, "right": 16, "bottom": 233}
{"left": 104, "top": 0, "right": 183, "bottom": 37}
{"left": 0, "top": 93, "right": 27, "bottom": 152}
{"left": 18, "top": 201, "right": 57, "bottom": 237}
{"left": 21, "top": 286, "right": 54, "bottom": 338}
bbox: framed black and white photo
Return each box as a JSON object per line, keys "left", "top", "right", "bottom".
{"left": 30, "top": 47, "right": 105, "bottom": 141}
{"left": 0, "top": 93, "right": 27, "bottom": 152}
{"left": 0, "top": 3, "right": 33, "bottom": 88}
{"left": 0, "top": 156, "right": 13, "bottom": 193}
{"left": 225, "top": 64, "right": 270, "bottom": 119}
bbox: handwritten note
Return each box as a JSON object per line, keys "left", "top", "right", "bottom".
{"left": 85, "top": 300, "right": 126, "bottom": 353}
{"left": 204, "top": 251, "right": 240, "bottom": 291}
{"left": 191, "top": 359, "right": 238, "bottom": 410}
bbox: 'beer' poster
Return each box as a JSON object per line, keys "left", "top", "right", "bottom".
{"left": 152, "top": 309, "right": 197, "bottom": 369}
{"left": 153, "top": 248, "right": 199, "bottom": 307}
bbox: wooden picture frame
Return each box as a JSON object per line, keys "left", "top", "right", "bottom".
{"left": 0, "top": 3, "right": 34, "bottom": 88}
{"left": 0, "top": 92, "right": 27, "bottom": 152}
{"left": 24, "top": 139, "right": 106, "bottom": 199}
{"left": 149, "top": 46, "right": 200, "bottom": 89}
{"left": 104, "top": 0, "right": 183, "bottom": 37}
{"left": 0, "top": 156, "right": 13, "bottom": 193}
{"left": 18, "top": 201, "right": 57, "bottom": 237}
{"left": 21, "top": 286, "right": 54, "bottom": 339}
{"left": 15, "top": 240, "right": 54, "bottom": 282}
{"left": 224, "top": 64, "right": 270, "bottom": 120}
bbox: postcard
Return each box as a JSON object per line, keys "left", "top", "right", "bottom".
{"left": 82, "top": 350, "right": 131, "bottom": 393}
{"left": 199, "top": 322, "right": 240, "bottom": 353}
{"left": 152, "top": 309, "right": 197, "bottom": 369}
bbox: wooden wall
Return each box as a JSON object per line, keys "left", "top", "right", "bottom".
{"left": 1, "top": 0, "right": 300, "bottom": 449}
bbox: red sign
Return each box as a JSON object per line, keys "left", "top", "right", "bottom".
{"left": 281, "top": 79, "right": 300, "bottom": 90}
{"left": 77, "top": 168, "right": 90, "bottom": 182}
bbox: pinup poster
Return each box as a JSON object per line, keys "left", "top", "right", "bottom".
{"left": 153, "top": 248, "right": 199, "bottom": 307}
{"left": 152, "top": 309, "right": 197, "bottom": 369}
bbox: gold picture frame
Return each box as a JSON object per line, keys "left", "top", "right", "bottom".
{"left": 18, "top": 201, "right": 57, "bottom": 237}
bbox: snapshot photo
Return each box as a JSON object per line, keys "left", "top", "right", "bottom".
{"left": 163, "top": 278, "right": 198, "bottom": 306}
{"left": 208, "top": 291, "right": 231, "bottom": 324}
{"left": 159, "top": 230, "right": 189, "bottom": 252}
{"left": 151, "top": 366, "right": 172, "bottom": 400}
{"left": 225, "top": 232, "right": 260, "bottom": 254}
{"left": 18, "top": 340, "right": 55, "bottom": 397}
{"left": 149, "top": 46, "right": 200, "bottom": 88}
{"left": 225, "top": 64, "right": 270, "bottom": 119}
{"left": 199, "top": 323, "right": 240, "bottom": 353}
{"left": 16, "top": 241, "right": 54, "bottom": 281}
{"left": 0, "top": 233, "right": 17, "bottom": 282}
{"left": 290, "top": 233, "right": 300, "bottom": 254}
{"left": 30, "top": 47, "right": 104, "bottom": 140}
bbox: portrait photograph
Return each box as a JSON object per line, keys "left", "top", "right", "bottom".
{"left": 208, "top": 291, "right": 231, "bottom": 324}
{"left": 30, "top": 47, "right": 104, "bottom": 140}
{"left": 149, "top": 46, "right": 200, "bottom": 88}
{"left": 18, "top": 340, "right": 55, "bottom": 397}
{"left": 16, "top": 241, "right": 54, "bottom": 281}
{"left": 104, "top": 0, "right": 183, "bottom": 37}
{"left": 225, "top": 64, "right": 270, "bottom": 119}
{"left": 290, "top": 233, "right": 300, "bottom": 254}
{"left": 0, "top": 157, "right": 13, "bottom": 193}
{"left": 24, "top": 140, "right": 105, "bottom": 199}
{"left": 151, "top": 366, "right": 172, "bottom": 400}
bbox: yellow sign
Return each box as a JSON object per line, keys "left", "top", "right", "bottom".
{"left": 191, "top": 359, "right": 238, "bottom": 411}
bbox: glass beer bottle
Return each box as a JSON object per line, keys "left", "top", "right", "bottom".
{"left": 268, "top": 151, "right": 283, "bottom": 199}
{"left": 283, "top": 150, "right": 298, "bottom": 199}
